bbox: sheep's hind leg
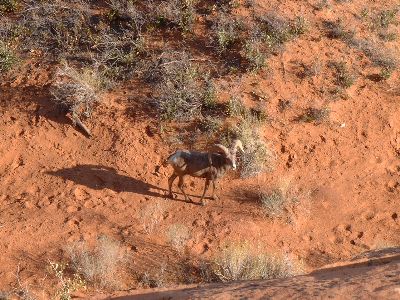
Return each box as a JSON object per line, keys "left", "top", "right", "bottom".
{"left": 200, "top": 179, "right": 211, "bottom": 206}
{"left": 211, "top": 179, "right": 219, "bottom": 200}
{"left": 177, "top": 176, "right": 192, "bottom": 202}
{"left": 168, "top": 173, "right": 178, "bottom": 199}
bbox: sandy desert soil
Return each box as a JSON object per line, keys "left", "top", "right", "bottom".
{"left": 0, "top": 0, "right": 400, "bottom": 298}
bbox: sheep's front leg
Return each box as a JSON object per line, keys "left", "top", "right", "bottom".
{"left": 168, "top": 173, "right": 178, "bottom": 198}
{"left": 200, "top": 179, "right": 210, "bottom": 206}
{"left": 177, "top": 176, "right": 191, "bottom": 202}
{"left": 211, "top": 179, "right": 219, "bottom": 200}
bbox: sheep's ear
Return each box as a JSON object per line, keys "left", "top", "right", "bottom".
{"left": 210, "top": 144, "right": 230, "bottom": 157}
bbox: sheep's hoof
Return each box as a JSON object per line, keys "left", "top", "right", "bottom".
{"left": 211, "top": 195, "right": 219, "bottom": 201}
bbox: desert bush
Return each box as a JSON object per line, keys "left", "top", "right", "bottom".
{"left": 107, "top": 0, "right": 147, "bottom": 34}
{"left": 329, "top": 61, "right": 356, "bottom": 88}
{"left": 0, "top": 42, "right": 17, "bottom": 73}
{"left": 152, "top": 51, "right": 216, "bottom": 121}
{"left": 324, "top": 19, "right": 355, "bottom": 42}
{"left": 212, "top": 242, "right": 299, "bottom": 282}
{"left": 138, "top": 263, "right": 167, "bottom": 288}
{"left": 66, "top": 235, "right": 126, "bottom": 289}
{"left": 166, "top": 224, "right": 190, "bottom": 252}
{"left": 138, "top": 201, "right": 168, "bottom": 234}
{"left": 314, "top": 0, "right": 331, "bottom": 11}
{"left": 299, "top": 106, "right": 330, "bottom": 123}
{"left": 212, "top": 13, "right": 242, "bottom": 53}
{"left": 256, "top": 13, "right": 308, "bottom": 53}
{"left": 95, "top": 30, "right": 146, "bottom": 81}
{"left": 49, "top": 262, "right": 86, "bottom": 300}
{"left": 50, "top": 64, "right": 104, "bottom": 119}
{"left": 155, "top": 0, "right": 197, "bottom": 32}
{"left": 20, "top": 1, "right": 94, "bottom": 56}
{"left": 198, "top": 116, "right": 223, "bottom": 134}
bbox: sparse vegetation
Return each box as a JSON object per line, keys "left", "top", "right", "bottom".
{"left": 242, "top": 38, "right": 267, "bottom": 71}
{"left": 0, "top": 42, "right": 17, "bottom": 73}
{"left": 374, "top": 9, "right": 398, "bottom": 29}
{"left": 329, "top": 61, "right": 356, "bottom": 88}
{"left": 212, "top": 241, "right": 300, "bottom": 282}
{"left": 212, "top": 13, "right": 241, "bottom": 53}
{"left": 166, "top": 224, "right": 191, "bottom": 252}
{"left": 66, "top": 236, "right": 126, "bottom": 289}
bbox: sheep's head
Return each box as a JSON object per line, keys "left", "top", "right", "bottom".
{"left": 211, "top": 139, "right": 244, "bottom": 170}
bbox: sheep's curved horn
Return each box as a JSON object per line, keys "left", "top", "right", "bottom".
{"left": 231, "top": 139, "right": 244, "bottom": 155}
{"left": 210, "top": 144, "right": 230, "bottom": 157}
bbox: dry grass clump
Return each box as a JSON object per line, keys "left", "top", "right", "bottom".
{"left": 151, "top": 51, "right": 216, "bottom": 121}
{"left": 138, "top": 201, "right": 168, "bottom": 234}
{"left": 324, "top": 19, "right": 355, "bottom": 42}
{"left": 241, "top": 37, "right": 267, "bottom": 71}
{"left": 299, "top": 106, "right": 330, "bottom": 123}
{"left": 256, "top": 12, "right": 308, "bottom": 52}
{"left": 212, "top": 241, "right": 300, "bottom": 282}
{"left": 0, "top": 42, "right": 17, "bottom": 73}
{"left": 166, "top": 224, "right": 191, "bottom": 252}
{"left": 50, "top": 64, "right": 104, "bottom": 119}
{"left": 66, "top": 235, "right": 126, "bottom": 289}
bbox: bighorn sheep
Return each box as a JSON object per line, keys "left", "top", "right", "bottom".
{"left": 164, "top": 140, "right": 244, "bottom": 205}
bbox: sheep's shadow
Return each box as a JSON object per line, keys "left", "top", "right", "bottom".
{"left": 47, "top": 164, "right": 202, "bottom": 205}
{"left": 47, "top": 164, "right": 167, "bottom": 198}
